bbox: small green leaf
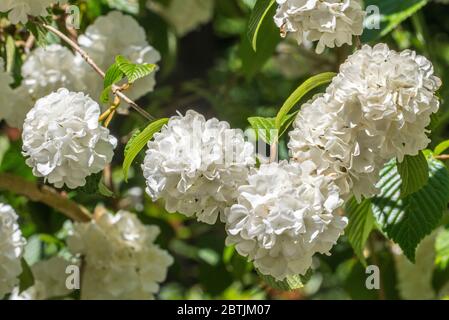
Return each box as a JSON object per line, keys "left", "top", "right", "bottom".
{"left": 372, "top": 157, "right": 449, "bottom": 262}
{"left": 116, "top": 55, "right": 156, "bottom": 83}
{"left": 259, "top": 270, "right": 312, "bottom": 291}
{"left": 5, "top": 35, "right": 16, "bottom": 74}
{"left": 247, "top": 0, "right": 276, "bottom": 51}
{"left": 104, "top": 63, "right": 125, "bottom": 89}
{"left": 397, "top": 152, "right": 429, "bottom": 198}
{"left": 435, "top": 140, "right": 449, "bottom": 156}
{"left": 100, "top": 85, "right": 113, "bottom": 104}
{"left": 435, "top": 227, "right": 449, "bottom": 270}
{"left": 98, "top": 178, "right": 115, "bottom": 198}
{"left": 345, "top": 198, "right": 375, "bottom": 266}
{"left": 275, "top": 72, "right": 336, "bottom": 129}
{"left": 19, "top": 258, "right": 35, "bottom": 293}
{"left": 123, "top": 118, "right": 169, "bottom": 182}
{"left": 77, "top": 172, "right": 102, "bottom": 194}
{"left": 247, "top": 112, "right": 296, "bottom": 145}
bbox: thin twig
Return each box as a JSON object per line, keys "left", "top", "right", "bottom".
{"left": 435, "top": 155, "right": 449, "bottom": 160}
{"left": 0, "top": 173, "right": 92, "bottom": 222}
{"left": 38, "top": 22, "right": 154, "bottom": 121}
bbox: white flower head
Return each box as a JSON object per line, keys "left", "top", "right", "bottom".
{"left": 10, "top": 256, "right": 78, "bottom": 300}
{"left": 0, "top": 0, "right": 66, "bottom": 24}
{"left": 225, "top": 161, "right": 347, "bottom": 280}
{"left": 78, "top": 11, "right": 160, "bottom": 107}
{"left": 142, "top": 110, "right": 256, "bottom": 224}
{"left": 0, "top": 203, "right": 26, "bottom": 299}
{"left": 274, "top": 0, "right": 365, "bottom": 54}
{"left": 67, "top": 211, "right": 173, "bottom": 300}
{"left": 289, "top": 44, "right": 441, "bottom": 200}
{"left": 0, "top": 57, "right": 22, "bottom": 127}
{"left": 147, "top": 0, "right": 214, "bottom": 36}
{"left": 331, "top": 44, "right": 441, "bottom": 162}
{"left": 22, "top": 89, "right": 117, "bottom": 189}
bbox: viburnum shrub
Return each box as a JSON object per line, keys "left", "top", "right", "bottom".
{"left": 1, "top": 0, "right": 449, "bottom": 300}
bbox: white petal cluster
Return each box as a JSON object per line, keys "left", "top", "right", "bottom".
{"left": 67, "top": 211, "right": 173, "bottom": 300}
{"left": 274, "top": 0, "right": 365, "bottom": 54}
{"left": 289, "top": 44, "right": 441, "bottom": 200}
{"left": 78, "top": 11, "right": 161, "bottom": 106}
{"left": 0, "top": 57, "right": 23, "bottom": 128}
{"left": 225, "top": 161, "right": 347, "bottom": 280}
{"left": 10, "top": 256, "right": 77, "bottom": 300}
{"left": 0, "top": 203, "right": 26, "bottom": 299}
{"left": 22, "top": 89, "right": 117, "bottom": 189}
{"left": 0, "top": 0, "right": 66, "bottom": 24}
{"left": 147, "top": 0, "right": 214, "bottom": 36}
{"left": 142, "top": 110, "right": 255, "bottom": 224}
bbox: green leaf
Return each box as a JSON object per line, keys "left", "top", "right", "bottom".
{"left": 77, "top": 172, "right": 102, "bottom": 194}
{"left": 98, "top": 178, "right": 115, "bottom": 198}
{"left": 362, "top": 0, "right": 428, "bottom": 43}
{"left": 104, "top": 63, "right": 125, "bottom": 89}
{"left": 248, "top": 112, "right": 297, "bottom": 145}
{"left": 116, "top": 55, "right": 156, "bottom": 83}
{"left": 275, "top": 72, "right": 336, "bottom": 129}
{"left": 435, "top": 140, "right": 449, "bottom": 156}
{"left": 259, "top": 270, "right": 311, "bottom": 291}
{"left": 397, "top": 152, "right": 429, "bottom": 198}
{"left": 345, "top": 198, "right": 375, "bottom": 266}
{"left": 372, "top": 156, "right": 449, "bottom": 262}
{"left": 19, "top": 258, "right": 35, "bottom": 293}
{"left": 5, "top": 35, "right": 16, "bottom": 74}
{"left": 123, "top": 118, "right": 169, "bottom": 182}
{"left": 435, "top": 227, "right": 449, "bottom": 270}
{"left": 247, "top": 0, "right": 276, "bottom": 51}
{"left": 239, "top": 2, "right": 280, "bottom": 79}
{"left": 100, "top": 85, "right": 113, "bottom": 104}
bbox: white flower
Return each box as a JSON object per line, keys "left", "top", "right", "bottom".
{"left": 13, "top": 44, "right": 86, "bottom": 127}
{"left": 78, "top": 11, "right": 160, "bottom": 107}
{"left": 67, "top": 211, "right": 173, "bottom": 300}
{"left": 147, "top": 0, "right": 214, "bottom": 36}
{"left": 22, "top": 89, "right": 117, "bottom": 189}
{"left": 0, "top": 57, "right": 23, "bottom": 128}
{"left": 0, "top": 203, "right": 26, "bottom": 299}
{"left": 274, "top": 0, "right": 365, "bottom": 54}
{"left": 225, "top": 161, "right": 347, "bottom": 280}
{"left": 331, "top": 44, "right": 441, "bottom": 162}
{"left": 142, "top": 110, "right": 255, "bottom": 224}
{"left": 10, "top": 256, "right": 77, "bottom": 300}
{"left": 0, "top": 0, "right": 66, "bottom": 24}
{"left": 289, "top": 44, "right": 441, "bottom": 200}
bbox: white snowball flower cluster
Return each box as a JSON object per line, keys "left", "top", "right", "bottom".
{"left": 78, "top": 11, "right": 161, "bottom": 107}
{"left": 0, "top": 0, "right": 66, "bottom": 24}
{"left": 0, "top": 203, "right": 26, "bottom": 299}
{"left": 274, "top": 0, "right": 365, "bottom": 54}
{"left": 67, "top": 211, "right": 173, "bottom": 300}
{"left": 289, "top": 44, "right": 441, "bottom": 200}
{"left": 142, "top": 110, "right": 255, "bottom": 224}
{"left": 22, "top": 89, "right": 117, "bottom": 189}
{"left": 10, "top": 256, "right": 77, "bottom": 300}
{"left": 225, "top": 161, "right": 347, "bottom": 280}
{"left": 147, "top": 0, "right": 214, "bottom": 36}
{"left": 0, "top": 57, "right": 23, "bottom": 128}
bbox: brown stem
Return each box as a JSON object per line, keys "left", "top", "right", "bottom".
{"left": 38, "top": 22, "right": 154, "bottom": 121}
{"left": 435, "top": 155, "right": 449, "bottom": 160}
{"left": 0, "top": 173, "right": 92, "bottom": 222}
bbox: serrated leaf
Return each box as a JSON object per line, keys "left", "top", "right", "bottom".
{"left": 116, "top": 55, "right": 156, "bottom": 83}
{"left": 259, "top": 270, "right": 311, "bottom": 291}
{"left": 247, "top": 0, "right": 276, "bottom": 51}
{"left": 435, "top": 140, "right": 449, "bottom": 156}
{"left": 372, "top": 157, "right": 449, "bottom": 262}
{"left": 362, "top": 0, "right": 428, "bottom": 42}
{"left": 397, "top": 152, "right": 429, "bottom": 198}
{"left": 248, "top": 112, "right": 296, "bottom": 145}
{"left": 345, "top": 198, "right": 375, "bottom": 266}
{"left": 435, "top": 227, "right": 449, "bottom": 270}
{"left": 101, "top": 85, "right": 113, "bottom": 103}
{"left": 19, "top": 258, "right": 35, "bottom": 293}
{"left": 275, "top": 72, "right": 336, "bottom": 129}
{"left": 104, "top": 63, "right": 125, "bottom": 89}
{"left": 123, "top": 118, "right": 169, "bottom": 182}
